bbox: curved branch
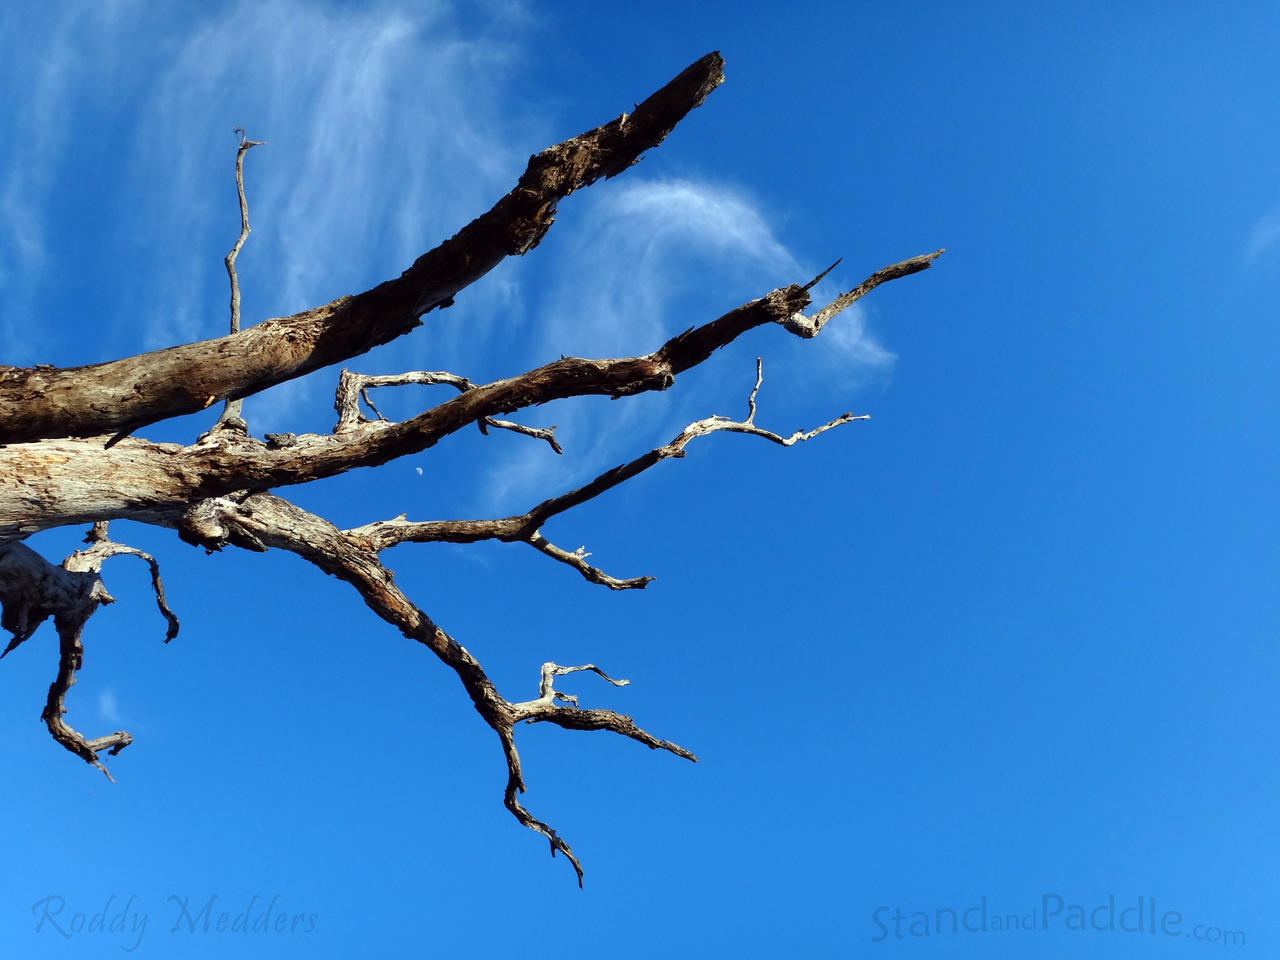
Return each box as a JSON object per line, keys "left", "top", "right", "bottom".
{"left": 525, "top": 534, "right": 654, "bottom": 590}
{"left": 0, "top": 524, "right": 179, "bottom": 780}
{"left": 225, "top": 131, "right": 265, "bottom": 338}
{"left": 499, "top": 726, "right": 584, "bottom": 886}
{"left": 218, "top": 131, "right": 265, "bottom": 426}
{"left": 179, "top": 491, "right": 690, "bottom": 886}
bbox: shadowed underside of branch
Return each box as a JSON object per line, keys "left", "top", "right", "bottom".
{"left": 0, "top": 51, "right": 942, "bottom": 884}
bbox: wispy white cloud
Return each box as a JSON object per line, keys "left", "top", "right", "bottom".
{"left": 531, "top": 178, "right": 801, "bottom": 361}
{"left": 98, "top": 688, "right": 121, "bottom": 724}
{"left": 1245, "top": 203, "right": 1280, "bottom": 264}
{"left": 120, "top": 0, "right": 538, "bottom": 430}
{"left": 0, "top": 6, "right": 106, "bottom": 360}
{"left": 479, "top": 177, "right": 895, "bottom": 513}
{"left": 2, "top": 5, "right": 892, "bottom": 469}
{"left": 2, "top": 0, "right": 539, "bottom": 395}
{"left": 821, "top": 305, "right": 896, "bottom": 367}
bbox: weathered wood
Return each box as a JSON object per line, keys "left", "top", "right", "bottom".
{"left": 0, "top": 254, "right": 939, "bottom": 539}
{"left": 0, "top": 53, "right": 727, "bottom": 445}
{"left": 0, "top": 51, "right": 941, "bottom": 885}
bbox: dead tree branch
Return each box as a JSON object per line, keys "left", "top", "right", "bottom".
{"left": 0, "top": 252, "right": 938, "bottom": 541}
{"left": 349, "top": 358, "right": 863, "bottom": 589}
{"left": 334, "top": 368, "right": 562, "bottom": 453}
{"left": 218, "top": 129, "right": 265, "bottom": 427}
{"left": 0, "top": 53, "right": 728, "bottom": 444}
{"left": 173, "top": 489, "right": 688, "bottom": 886}
{"left": 0, "top": 523, "right": 178, "bottom": 780}
{"left": 0, "top": 51, "right": 943, "bottom": 883}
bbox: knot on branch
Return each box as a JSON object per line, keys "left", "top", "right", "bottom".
{"left": 264, "top": 432, "right": 298, "bottom": 449}
{"left": 178, "top": 496, "right": 266, "bottom": 553}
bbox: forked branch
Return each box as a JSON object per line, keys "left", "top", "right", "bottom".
{"left": 0, "top": 523, "right": 178, "bottom": 780}
{"left": 0, "top": 252, "right": 941, "bottom": 541}
{"left": 351, "top": 358, "right": 865, "bottom": 589}
{"left": 334, "top": 369, "right": 562, "bottom": 453}
{"left": 174, "top": 490, "right": 688, "bottom": 886}
{"left": 0, "top": 49, "right": 945, "bottom": 885}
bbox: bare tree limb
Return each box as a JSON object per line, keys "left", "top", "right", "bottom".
{"left": 477, "top": 418, "right": 562, "bottom": 453}
{"left": 782, "top": 249, "right": 943, "bottom": 338}
{"left": 0, "top": 253, "right": 938, "bottom": 540}
{"left": 500, "top": 660, "right": 696, "bottom": 887}
{"left": 497, "top": 725, "right": 584, "bottom": 885}
{"left": 0, "top": 52, "right": 728, "bottom": 444}
{"left": 334, "top": 368, "right": 561, "bottom": 452}
{"left": 335, "top": 369, "right": 471, "bottom": 433}
{"left": 0, "top": 543, "right": 88, "bottom": 655}
{"left": 525, "top": 534, "right": 655, "bottom": 590}
{"left": 0, "top": 49, "right": 944, "bottom": 885}
{"left": 0, "top": 523, "right": 179, "bottom": 780}
{"left": 343, "top": 358, "right": 862, "bottom": 590}
{"left": 81, "top": 524, "right": 181, "bottom": 643}
{"left": 218, "top": 129, "right": 265, "bottom": 427}
{"left": 514, "top": 662, "right": 631, "bottom": 708}
{"left": 171, "top": 489, "right": 687, "bottom": 885}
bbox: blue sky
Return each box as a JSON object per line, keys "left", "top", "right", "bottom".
{"left": 2, "top": 0, "right": 1278, "bottom": 956}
